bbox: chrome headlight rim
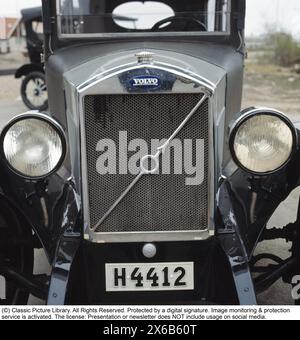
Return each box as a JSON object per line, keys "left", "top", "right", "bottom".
{"left": 229, "top": 108, "right": 298, "bottom": 176}
{"left": 0, "top": 111, "right": 67, "bottom": 180}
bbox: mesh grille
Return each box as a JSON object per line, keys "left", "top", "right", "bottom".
{"left": 84, "top": 94, "right": 209, "bottom": 233}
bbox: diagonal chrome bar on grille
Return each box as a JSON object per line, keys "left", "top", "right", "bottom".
{"left": 92, "top": 94, "right": 208, "bottom": 232}
{"left": 157, "top": 94, "right": 208, "bottom": 156}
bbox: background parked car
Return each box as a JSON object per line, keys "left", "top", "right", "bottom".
{"left": 15, "top": 7, "right": 48, "bottom": 111}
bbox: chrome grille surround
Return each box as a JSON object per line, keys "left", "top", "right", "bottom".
{"left": 75, "top": 61, "right": 217, "bottom": 243}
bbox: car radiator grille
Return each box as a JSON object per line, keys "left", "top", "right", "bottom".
{"left": 84, "top": 94, "right": 209, "bottom": 233}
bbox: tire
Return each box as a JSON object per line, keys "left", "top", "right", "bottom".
{"left": 21, "top": 71, "right": 48, "bottom": 111}
{"left": 0, "top": 199, "right": 34, "bottom": 305}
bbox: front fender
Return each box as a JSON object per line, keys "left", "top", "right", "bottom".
{"left": 15, "top": 63, "right": 44, "bottom": 79}
{"left": 0, "top": 164, "right": 82, "bottom": 263}
{"left": 218, "top": 124, "right": 300, "bottom": 258}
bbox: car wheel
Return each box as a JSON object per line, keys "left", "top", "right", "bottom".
{"left": 0, "top": 199, "right": 34, "bottom": 305}
{"left": 21, "top": 71, "right": 48, "bottom": 111}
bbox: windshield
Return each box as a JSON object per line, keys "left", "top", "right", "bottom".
{"left": 57, "top": 0, "right": 231, "bottom": 37}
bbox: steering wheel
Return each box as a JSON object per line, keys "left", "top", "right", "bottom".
{"left": 151, "top": 16, "right": 207, "bottom": 32}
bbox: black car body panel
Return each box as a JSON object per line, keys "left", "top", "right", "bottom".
{"left": 15, "top": 7, "right": 43, "bottom": 73}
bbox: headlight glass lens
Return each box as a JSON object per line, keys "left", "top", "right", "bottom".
{"left": 3, "top": 118, "right": 64, "bottom": 178}
{"left": 233, "top": 114, "right": 294, "bottom": 173}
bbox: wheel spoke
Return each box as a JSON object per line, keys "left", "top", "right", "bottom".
{"left": 24, "top": 77, "right": 48, "bottom": 108}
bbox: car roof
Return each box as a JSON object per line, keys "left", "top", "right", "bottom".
{"left": 21, "top": 7, "right": 42, "bottom": 22}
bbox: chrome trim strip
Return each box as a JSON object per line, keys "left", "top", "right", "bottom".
{"left": 75, "top": 62, "right": 216, "bottom": 243}
{"left": 78, "top": 63, "right": 216, "bottom": 94}
{"left": 229, "top": 107, "right": 297, "bottom": 137}
{"left": 93, "top": 94, "right": 208, "bottom": 231}
{"left": 86, "top": 230, "right": 215, "bottom": 243}
{"left": 1, "top": 111, "right": 65, "bottom": 135}
{"left": 59, "top": 31, "right": 231, "bottom": 39}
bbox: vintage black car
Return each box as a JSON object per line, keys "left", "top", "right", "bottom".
{"left": 0, "top": 0, "right": 300, "bottom": 306}
{"left": 15, "top": 7, "right": 48, "bottom": 111}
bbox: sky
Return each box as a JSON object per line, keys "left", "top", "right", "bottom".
{"left": 0, "top": 0, "right": 300, "bottom": 37}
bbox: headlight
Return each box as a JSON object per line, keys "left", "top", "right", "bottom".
{"left": 0, "top": 112, "right": 66, "bottom": 179}
{"left": 229, "top": 108, "right": 297, "bottom": 175}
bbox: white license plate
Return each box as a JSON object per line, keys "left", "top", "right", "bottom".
{"left": 105, "top": 262, "right": 194, "bottom": 292}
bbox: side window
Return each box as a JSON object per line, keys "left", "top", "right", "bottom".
{"left": 32, "top": 21, "right": 43, "bottom": 35}
{"left": 25, "top": 21, "right": 43, "bottom": 45}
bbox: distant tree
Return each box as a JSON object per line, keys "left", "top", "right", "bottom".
{"left": 263, "top": 25, "right": 300, "bottom": 66}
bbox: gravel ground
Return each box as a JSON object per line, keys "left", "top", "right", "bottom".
{"left": 0, "top": 57, "right": 299, "bottom": 305}
{"left": 0, "top": 76, "right": 23, "bottom": 101}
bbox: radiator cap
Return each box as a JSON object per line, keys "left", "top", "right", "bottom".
{"left": 135, "top": 51, "right": 155, "bottom": 64}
